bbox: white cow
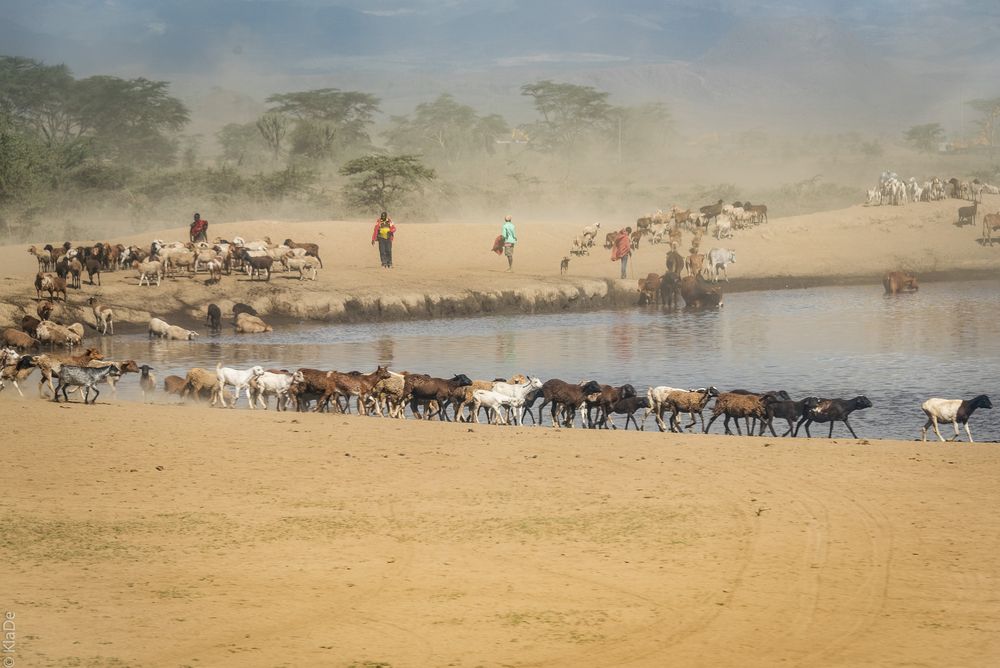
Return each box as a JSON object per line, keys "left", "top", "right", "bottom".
{"left": 707, "top": 248, "right": 736, "bottom": 282}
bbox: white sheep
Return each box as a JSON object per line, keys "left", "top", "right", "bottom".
{"left": 282, "top": 255, "right": 320, "bottom": 280}
{"left": 164, "top": 325, "right": 199, "bottom": 341}
{"left": 148, "top": 317, "right": 171, "bottom": 338}
{"left": 134, "top": 259, "right": 163, "bottom": 287}
{"left": 920, "top": 395, "right": 993, "bottom": 442}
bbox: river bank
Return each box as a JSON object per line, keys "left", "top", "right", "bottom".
{"left": 1, "top": 198, "right": 997, "bottom": 329}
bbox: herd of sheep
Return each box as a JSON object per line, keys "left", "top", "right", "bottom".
{"left": 0, "top": 335, "right": 992, "bottom": 442}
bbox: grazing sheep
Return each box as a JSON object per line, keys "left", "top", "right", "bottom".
{"left": 794, "top": 396, "right": 873, "bottom": 439}
{"left": 920, "top": 395, "right": 992, "bottom": 442}
{"left": 66, "top": 322, "right": 85, "bottom": 341}
{"left": 87, "top": 297, "right": 114, "bottom": 335}
{"left": 235, "top": 312, "right": 273, "bottom": 334}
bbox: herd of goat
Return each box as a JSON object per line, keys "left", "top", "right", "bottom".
{"left": 0, "top": 326, "right": 992, "bottom": 441}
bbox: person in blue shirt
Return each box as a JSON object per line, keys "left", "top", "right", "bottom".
{"left": 501, "top": 215, "right": 517, "bottom": 271}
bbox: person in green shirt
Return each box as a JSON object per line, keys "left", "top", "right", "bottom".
{"left": 501, "top": 215, "right": 517, "bottom": 271}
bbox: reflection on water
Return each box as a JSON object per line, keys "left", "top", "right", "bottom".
{"left": 87, "top": 280, "right": 1000, "bottom": 440}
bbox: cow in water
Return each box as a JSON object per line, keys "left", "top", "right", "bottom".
{"left": 680, "top": 275, "right": 723, "bottom": 309}
{"left": 883, "top": 271, "right": 918, "bottom": 295}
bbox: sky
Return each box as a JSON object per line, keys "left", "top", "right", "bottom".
{"left": 3, "top": 0, "right": 1000, "bottom": 133}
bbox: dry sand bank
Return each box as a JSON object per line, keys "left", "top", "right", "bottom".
{"left": 1, "top": 197, "right": 998, "bottom": 328}
{"left": 3, "top": 398, "right": 999, "bottom": 666}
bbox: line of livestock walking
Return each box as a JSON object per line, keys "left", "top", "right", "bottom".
{"left": 0, "top": 344, "right": 991, "bottom": 442}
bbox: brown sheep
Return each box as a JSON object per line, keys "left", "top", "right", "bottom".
{"left": 283, "top": 239, "right": 323, "bottom": 268}
{"left": 34, "top": 273, "right": 67, "bottom": 301}
{"left": 704, "top": 392, "right": 777, "bottom": 436}
{"left": 235, "top": 312, "right": 273, "bottom": 334}
{"left": 182, "top": 367, "right": 222, "bottom": 405}
{"left": 163, "top": 375, "right": 188, "bottom": 397}
{"left": 2, "top": 328, "right": 39, "bottom": 351}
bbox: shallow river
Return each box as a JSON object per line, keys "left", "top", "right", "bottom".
{"left": 86, "top": 279, "right": 1000, "bottom": 441}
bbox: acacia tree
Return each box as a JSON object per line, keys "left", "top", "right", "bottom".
{"left": 339, "top": 154, "right": 435, "bottom": 211}
{"left": 266, "top": 88, "right": 380, "bottom": 158}
{"left": 520, "top": 80, "right": 613, "bottom": 151}
{"left": 967, "top": 97, "right": 1000, "bottom": 148}
{"left": 256, "top": 113, "right": 288, "bottom": 162}
{"left": 903, "top": 123, "right": 945, "bottom": 153}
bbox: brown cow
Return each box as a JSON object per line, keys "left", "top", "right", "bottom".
{"left": 882, "top": 271, "right": 918, "bottom": 294}
{"left": 983, "top": 212, "right": 1000, "bottom": 246}
{"left": 680, "top": 275, "right": 723, "bottom": 309}
{"left": 685, "top": 249, "right": 706, "bottom": 277}
{"left": 637, "top": 273, "right": 661, "bottom": 305}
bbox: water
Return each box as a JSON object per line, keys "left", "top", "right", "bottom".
{"left": 80, "top": 279, "right": 1000, "bottom": 440}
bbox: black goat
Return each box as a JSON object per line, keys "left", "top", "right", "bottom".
{"left": 606, "top": 396, "right": 650, "bottom": 430}
{"left": 794, "top": 396, "right": 873, "bottom": 439}
{"left": 232, "top": 303, "right": 258, "bottom": 320}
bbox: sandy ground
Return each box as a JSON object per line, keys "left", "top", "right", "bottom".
{"left": 3, "top": 399, "right": 999, "bottom": 667}
{"left": 1, "top": 196, "right": 998, "bottom": 327}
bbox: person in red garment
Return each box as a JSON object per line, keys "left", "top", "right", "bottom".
{"left": 189, "top": 213, "right": 208, "bottom": 243}
{"left": 610, "top": 226, "right": 632, "bottom": 279}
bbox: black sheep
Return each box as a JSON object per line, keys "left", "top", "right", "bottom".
{"left": 794, "top": 396, "right": 873, "bottom": 439}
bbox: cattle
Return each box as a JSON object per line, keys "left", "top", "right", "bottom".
{"left": 679, "top": 276, "right": 723, "bottom": 309}
{"left": 707, "top": 248, "right": 736, "bottom": 282}
{"left": 882, "top": 271, "right": 918, "bottom": 294}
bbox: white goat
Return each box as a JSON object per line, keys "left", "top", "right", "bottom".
{"left": 215, "top": 363, "right": 265, "bottom": 408}
{"left": 250, "top": 371, "right": 294, "bottom": 410}
{"left": 472, "top": 389, "right": 524, "bottom": 425}
{"left": 490, "top": 376, "right": 543, "bottom": 425}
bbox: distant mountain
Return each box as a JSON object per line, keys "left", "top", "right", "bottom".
{"left": 4, "top": 1, "right": 999, "bottom": 137}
